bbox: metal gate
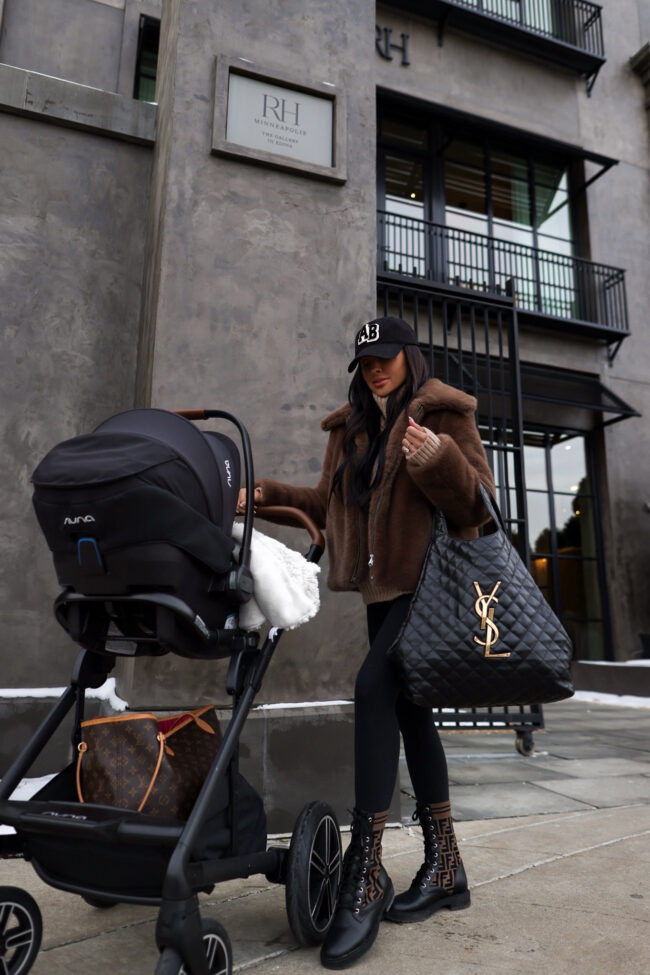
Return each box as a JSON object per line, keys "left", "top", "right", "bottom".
{"left": 377, "top": 275, "right": 544, "bottom": 755}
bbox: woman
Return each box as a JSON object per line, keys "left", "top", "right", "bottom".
{"left": 237, "top": 316, "right": 494, "bottom": 969}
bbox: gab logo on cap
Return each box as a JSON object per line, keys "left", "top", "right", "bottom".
{"left": 357, "top": 321, "right": 380, "bottom": 346}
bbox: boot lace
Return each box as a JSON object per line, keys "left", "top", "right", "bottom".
{"left": 412, "top": 806, "right": 440, "bottom": 890}
{"left": 338, "top": 811, "right": 373, "bottom": 913}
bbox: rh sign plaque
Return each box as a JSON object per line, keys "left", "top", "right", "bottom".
{"left": 213, "top": 57, "right": 346, "bottom": 183}
{"left": 226, "top": 73, "right": 333, "bottom": 168}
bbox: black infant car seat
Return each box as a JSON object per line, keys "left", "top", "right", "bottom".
{"left": 31, "top": 408, "right": 245, "bottom": 658}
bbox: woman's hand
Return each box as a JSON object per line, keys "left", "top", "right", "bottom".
{"left": 402, "top": 417, "right": 429, "bottom": 458}
{"left": 236, "top": 486, "right": 263, "bottom": 515}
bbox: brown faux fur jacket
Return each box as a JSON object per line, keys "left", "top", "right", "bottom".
{"left": 257, "top": 379, "right": 494, "bottom": 603}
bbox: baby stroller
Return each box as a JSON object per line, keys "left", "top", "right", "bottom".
{"left": 0, "top": 407, "right": 342, "bottom": 975}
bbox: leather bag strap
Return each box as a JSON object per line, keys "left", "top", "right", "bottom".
{"left": 434, "top": 482, "right": 506, "bottom": 539}
{"left": 478, "top": 482, "right": 507, "bottom": 534}
{"left": 75, "top": 741, "right": 88, "bottom": 803}
{"left": 137, "top": 734, "right": 166, "bottom": 812}
{"left": 157, "top": 705, "right": 217, "bottom": 756}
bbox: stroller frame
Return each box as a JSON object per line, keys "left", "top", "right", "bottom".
{"left": 0, "top": 409, "right": 340, "bottom": 975}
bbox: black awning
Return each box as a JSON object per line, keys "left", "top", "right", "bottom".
{"left": 378, "top": 90, "right": 617, "bottom": 171}
{"left": 519, "top": 364, "right": 641, "bottom": 432}
{"left": 430, "top": 348, "right": 640, "bottom": 433}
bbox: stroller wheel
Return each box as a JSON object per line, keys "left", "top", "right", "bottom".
{"left": 155, "top": 917, "right": 232, "bottom": 975}
{"left": 285, "top": 800, "right": 342, "bottom": 946}
{"left": 0, "top": 886, "right": 43, "bottom": 975}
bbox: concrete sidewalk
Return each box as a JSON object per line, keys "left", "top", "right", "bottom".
{"left": 2, "top": 697, "right": 650, "bottom": 975}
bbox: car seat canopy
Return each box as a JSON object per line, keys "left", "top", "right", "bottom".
{"left": 31, "top": 409, "right": 241, "bottom": 593}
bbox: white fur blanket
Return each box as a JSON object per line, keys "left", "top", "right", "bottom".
{"left": 231, "top": 523, "right": 320, "bottom": 630}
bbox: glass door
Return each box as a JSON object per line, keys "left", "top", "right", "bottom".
{"left": 524, "top": 431, "right": 609, "bottom": 660}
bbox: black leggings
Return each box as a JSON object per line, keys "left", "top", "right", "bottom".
{"left": 354, "top": 595, "right": 449, "bottom": 813}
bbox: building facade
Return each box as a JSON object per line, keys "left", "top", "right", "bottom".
{"left": 1, "top": 0, "right": 649, "bottom": 822}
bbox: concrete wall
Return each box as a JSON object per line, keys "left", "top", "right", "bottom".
{"left": 0, "top": 71, "right": 154, "bottom": 685}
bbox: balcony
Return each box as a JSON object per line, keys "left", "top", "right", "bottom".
{"left": 377, "top": 209, "right": 629, "bottom": 342}
{"left": 386, "top": 0, "right": 605, "bottom": 80}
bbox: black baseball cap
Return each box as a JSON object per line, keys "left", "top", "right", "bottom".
{"left": 347, "top": 316, "right": 418, "bottom": 372}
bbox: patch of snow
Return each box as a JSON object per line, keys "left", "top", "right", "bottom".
{"left": 0, "top": 774, "right": 56, "bottom": 834}
{"left": 572, "top": 690, "right": 650, "bottom": 709}
{"left": 6, "top": 775, "right": 55, "bottom": 800}
{"left": 0, "top": 678, "right": 127, "bottom": 711}
{"left": 85, "top": 677, "right": 127, "bottom": 711}
{"left": 254, "top": 700, "right": 352, "bottom": 710}
{"left": 579, "top": 659, "right": 650, "bottom": 667}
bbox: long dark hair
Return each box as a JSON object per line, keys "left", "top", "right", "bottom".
{"left": 331, "top": 345, "right": 430, "bottom": 508}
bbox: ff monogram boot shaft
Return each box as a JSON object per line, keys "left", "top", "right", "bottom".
{"left": 385, "top": 800, "right": 470, "bottom": 923}
{"left": 320, "top": 808, "right": 394, "bottom": 969}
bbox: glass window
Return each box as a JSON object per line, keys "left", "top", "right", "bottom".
{"left": 537, "top": 174, "right": 572, "bottom": 243}
{"left": 527, "top": 491, "right": 551, "bottom": 554}
{"left": 550, "top": 436, "right": 587, "bottom": 493}
{"left": 531, "top": 556, "right": 555, "bottom": 609}
{"left": 521, "top": 431, "right": 607, "bottom": 660}
{"left": 523, "top": 441, "right": 548, "bottom": 489}
{"left": 490, "top": 146, "right": 528, "bottom": 182}
{"left": 378, "top": 114, "right": 578, "bottom": 318}
{"left": 445, "top": 162, "right": 488, "bottom": 220}
{"left": 385, "top": 155, "right": 424, "bottom": 207}
{"left": 490, "top": 148, "right": 534, "bottom": 260}
{"left": 444, "top": 141, "right": 488, "bottom": 242}
{"left": 380, "top": 118, "right": 428, "bottom": 151}
{"left": 134, "top": 16, "right": 160, "bottom": 102}
{"left": 492, "top": 175, "right": 532, "bottom": 229}
{"left": 491, "top": 447, "right": 517, "bottom": 491}
{"left": 383, "top": 156, "right": 426, "bottom": 276}
{"left": 555, "top": 495, "right": 597, "bottom": 558}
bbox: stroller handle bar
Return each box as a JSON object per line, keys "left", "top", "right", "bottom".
{"left": 255, "top": 505, "right": 325, "bottom": 553}
{"left": 175, "top": 409, "right": 211, "bottom": 421}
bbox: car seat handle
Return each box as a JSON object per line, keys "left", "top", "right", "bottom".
{"left": 176, "top": 408, "right": 255, "bottom": 575}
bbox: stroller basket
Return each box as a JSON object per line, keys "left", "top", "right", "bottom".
{"left": 2, "top": 763, "right": 266, "bottom": 903}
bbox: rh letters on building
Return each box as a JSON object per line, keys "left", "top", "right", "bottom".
{"left": 212, "top": 58, "right": 347, "bottom": 183}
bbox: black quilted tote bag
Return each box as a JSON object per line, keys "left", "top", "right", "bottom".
{"left": 388, "top": 485, "right": 574, "bottom": 708}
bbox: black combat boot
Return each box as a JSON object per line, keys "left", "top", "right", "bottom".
{"left": 320, "top": 808, "right": 394, "bottom": 970}
{"left": 385, "top": 800, "right": 470, "bottom": 924}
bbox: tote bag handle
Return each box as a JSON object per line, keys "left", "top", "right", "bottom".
{"left": 433, "top": 482, "right": 507, "bottom": 539}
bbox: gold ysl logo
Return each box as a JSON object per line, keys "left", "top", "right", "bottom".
{"left": 473, "top": 581, "right": 510, "bottom": 658}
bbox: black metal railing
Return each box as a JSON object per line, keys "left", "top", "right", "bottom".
{"left": 448, "top": 0, "right": 604, "bottom": 58}
{"left": 377, "top": 210, "right": 628, "bottom": 334}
